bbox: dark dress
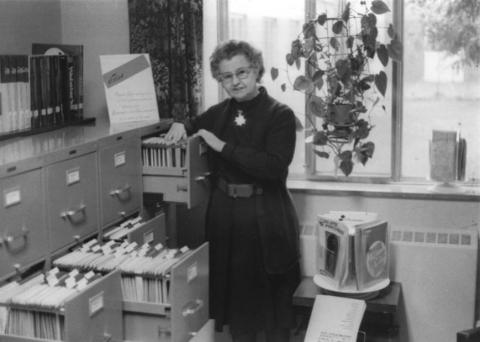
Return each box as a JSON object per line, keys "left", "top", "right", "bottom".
{"left": 185, "top": 87, "right": 300, "bottom": 338}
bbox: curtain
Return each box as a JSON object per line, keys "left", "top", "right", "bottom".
{"left": 128, "top": 0, "right": 203, "bottom": 120}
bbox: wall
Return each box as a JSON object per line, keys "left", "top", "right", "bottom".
{"left": 0, "top": 0, "right": 62, "bottom": 54}
{"left": 0, "top": 0, "right": 129, "bottom": 121}
{"left": 60, "top": 0, "right": 130, "bottom": 120}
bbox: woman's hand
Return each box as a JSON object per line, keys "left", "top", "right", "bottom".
{"left": 195, "top": 129, "right": 226, "bottom": 152}
{"left": 164, "top": 122, "right": 186, "bottom": 144}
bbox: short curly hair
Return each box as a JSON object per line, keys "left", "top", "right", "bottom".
{"left": 210, "top": 40, "right": 265, "bottom": 82}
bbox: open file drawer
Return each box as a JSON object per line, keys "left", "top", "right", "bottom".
{"left": 122, "top": 242, "right": 209, "bottom": 342}
{"left": 0, "top": 270, "right": 123, "bottom": 342}
{"left": 142, "top": 136, "right": 209, "bottom": 209}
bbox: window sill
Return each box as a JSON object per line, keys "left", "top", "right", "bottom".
{"left": 287, "top": 179, "right": 480, "bottom": 202}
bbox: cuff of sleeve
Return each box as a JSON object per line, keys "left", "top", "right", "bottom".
{"left": 220, "top": 143, "right": 235, "bottom": 159}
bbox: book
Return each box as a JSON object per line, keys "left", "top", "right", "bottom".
{"left": 31, "top": 43, "right": 84, "bottom": 122}
{"left": 354, "top": 220, "right": 389, "bottom": 291}
{"left": 304, "top": 294, "right": 366, "bottom": 342}
{"left": 430, "top": 130, "right": 458, "bottom": 182}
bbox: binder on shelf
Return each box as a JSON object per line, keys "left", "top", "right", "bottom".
{"left": 32, "top": 43, "right": 84, "bottom": 122}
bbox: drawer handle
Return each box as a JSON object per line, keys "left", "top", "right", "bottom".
{"left": 61, "top": 204, "right": 87, "bottom": 223}
{"left": 182, "top": 299, "right": 204, "bottom": 317}
{"left": 110, "top": 184, "right": 132, "bottom": 200}
{"left": 1, "top": 227, "right": 29, "bottom": 251}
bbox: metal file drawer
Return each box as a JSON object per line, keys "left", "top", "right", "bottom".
{"left": 143, "top": 135, "right": 210, "bottom": 209}
{"left": 46, "top": 151, "right": 99, "bottom": 252}
{"left": 98, "top": 134, "right": 142, "bottom": 227}
{"left": 122, "top": 242, "right": 209, "bottom": 342}
{"left": 0, "top": 270, "right": 123, "bottom": 342}
{"left": 0, "top": 167, "right": 48, "bottom": 279}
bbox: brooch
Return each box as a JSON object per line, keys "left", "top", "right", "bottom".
{"left": 234, "top": 110, "right": 246, "bottom": 126}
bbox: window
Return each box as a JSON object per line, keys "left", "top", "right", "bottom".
{"left": 205, "top": 0, "right": 480, "bottom": 183}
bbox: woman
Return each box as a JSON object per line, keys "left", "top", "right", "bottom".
{"left": 165, "top": 40, "right": 300, "bottom": 342}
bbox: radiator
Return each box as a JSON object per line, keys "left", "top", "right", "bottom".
{"left": 390, "top": 227, "right": 478, "bottom": 342}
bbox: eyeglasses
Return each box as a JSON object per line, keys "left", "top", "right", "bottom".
{"left": 218, "top": 66, "right": 253, "bottom": 84}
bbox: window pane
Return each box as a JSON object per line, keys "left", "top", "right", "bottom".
{"left": 228, "top": 0, "right": 306, "bottom": 175}
{"left": 403, "top": 1, "right": 480, "bottom": 181}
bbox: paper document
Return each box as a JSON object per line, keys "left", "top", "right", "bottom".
{"left": 100, "top": 54, "right": 159, "bottom": 124}
{"left": 305, "top": 294, "right": 366, "bottom": 342}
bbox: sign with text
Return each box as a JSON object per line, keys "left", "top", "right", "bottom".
{"left": 100, "top": 54, "right": 159, "bottom": 124}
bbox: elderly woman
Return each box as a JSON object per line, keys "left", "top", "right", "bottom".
{"left": 165, "top": 40, "right": 300, "bottom": 342}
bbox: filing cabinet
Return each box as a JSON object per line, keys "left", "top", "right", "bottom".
{"left": 98, "top": 131, "right": 142, "bottom": 228}
{"left": 45, "top": 143, "right": 99, "bottom": 253}
{"left": 142, "top": 136, "right": 210, "bottom": 209}
{"left": 0, "top": 159, "right": 47, "bottom": 279}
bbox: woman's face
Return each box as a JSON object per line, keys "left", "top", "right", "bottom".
{"left": 217, "top": 54, "right": 259, "bottom": 102}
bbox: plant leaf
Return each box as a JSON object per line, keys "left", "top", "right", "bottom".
{"left": 270, "top": 67, "right": 279, "bottom": 81}
{"left": 314, "top": 150, "right": 330, "bottom": 159}
{"left": 313, "top": 131, "right": 329, "bottom": 145}
{"left": 341, "top": 3, "right": 350, "bottom": 22}
{"left": 340, "top": 159, "right": 353, "bottom": 176}
{"left": 317, "top": 13, "right": 327, "bottom": 26}
{"left": 374, "top": 71, "right": 387, "bottom": 96}
{"left": 339, "top": 150, "right": 352, "bottom": 161}
{"left": 330, "top": 37, "right": 340, "bottom": 50}
{"left": 371, "top": 0, "right": 390, "bottom": 14}
{"left": 286, "top": 53, "right": 295, "bottom": 66}
{"left": 346, "top": 36, "right": 354, "bottom": 49}
{"left": 293, "top": 75, "right": 314, "bottom": 92}
{"left": 308, "top": 95, "right": 326, "bottom": 117}
{"left": 387, "top": 24, "right": 395, "bottom": 38}
{"left": 332, "top": 20, "right": 344, "bottom": 34}
{"left": 387, "top": 39, "right": 402, "bottom": 61}
{"left": 312, "top": 69, "right": 324, "bottom": 83}
{"left": 303, "top": 21, "right": 316, "bottom": 39}
{"left": 295, "top": 57, "right": 301, "bottom": 70}
{"left": 377, "top": 44, "right": 389, "bottom": 66}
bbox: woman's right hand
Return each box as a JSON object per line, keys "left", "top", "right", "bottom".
{"left": 164, "top": 122, "right": 187, "bottom": 144}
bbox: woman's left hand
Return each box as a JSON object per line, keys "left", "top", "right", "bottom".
{"left": 195, "top": 129, "right": 226, "bottom": 152}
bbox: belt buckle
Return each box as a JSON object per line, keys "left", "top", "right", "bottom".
{"left": 228, "top": 184, "right": 253, "bottom": 198}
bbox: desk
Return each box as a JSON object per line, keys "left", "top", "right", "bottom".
{"left": 293, "top": 277, "right": 401, "bottom": 342}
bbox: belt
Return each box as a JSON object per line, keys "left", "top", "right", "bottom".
{"left": 216, "top": 177, "right": 264, "bottom": 198}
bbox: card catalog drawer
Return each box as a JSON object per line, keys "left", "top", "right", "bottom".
{"left": 99, "top": 135, "right": 142, "bottom": 227}
{"left": 46, "top": 152, "right": 99, "bottom": 252}
{"left": 0, "top": 168, "right": 48, "bottom": 279}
